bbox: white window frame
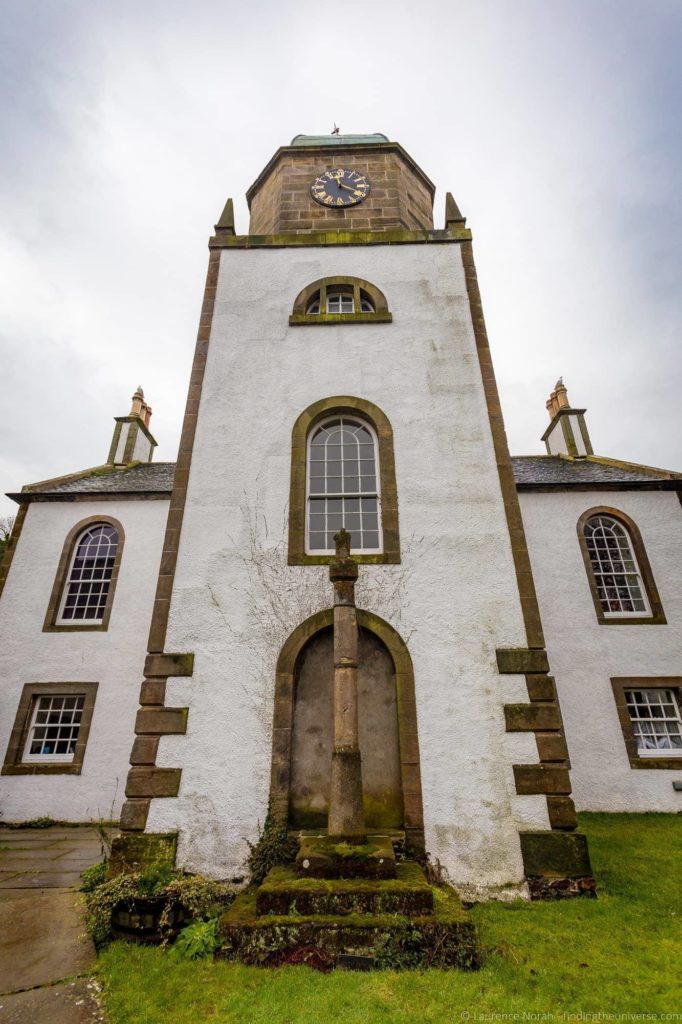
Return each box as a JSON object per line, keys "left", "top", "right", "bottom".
{"left": 306, "top": 291, "right": 375, "bottom": 315}
{"left": 625, "top": 688, "right": 682, "bottom": 757}
{"left": 305, "top": 414, "right": 383, "bottom": 555}
{"left": 583, "top": 515, "right": 651, "bottom": 618}
{"left": 22, "top": 694, "right": 86, "bottom": 763}
{"left": 56, "top": 524, "right": 118, "bottom": 626}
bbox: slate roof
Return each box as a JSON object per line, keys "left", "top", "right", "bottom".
{"left": 9, "top": 462, "right": 175, "bottom": 501}
{"left": 512, "top": 455, "right": 682, "bottom": 490}
{"left": 9, "top": 454, "right": 682, "bottom": 504}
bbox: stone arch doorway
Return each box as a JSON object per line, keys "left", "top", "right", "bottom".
{"left": 269, "top": 610, "right": 425, "bottom": 851}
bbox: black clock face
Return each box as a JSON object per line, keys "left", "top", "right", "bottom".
{"left": 311, "top": 168, "right": 370, "bottom": 207}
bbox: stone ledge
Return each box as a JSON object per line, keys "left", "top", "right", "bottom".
{"left": 125, "top": 767, "right": 182, "bottom": 799}
{"left": 289, "top": 312, "right": 393, "bottom": 326}
{"left": 513, "top": 764, "right": 571, "bottom": 795}
{"left": 144, "top": 652, "right": 194, "bottom": 678}
{"left": 135, "top": 707, "right": 188, "bottom": 735}
{"left": 505, "top": 703, "right": 562, "bottom": 731}
{"left": 497, "top": 648, "right": 550, "bottom": 675}
{"left": 210, "top": 228, "right": 472, "bottom": 250}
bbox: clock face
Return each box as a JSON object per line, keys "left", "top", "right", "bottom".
{"left": 311, "top": 168, "right": 370, "bottom": 208}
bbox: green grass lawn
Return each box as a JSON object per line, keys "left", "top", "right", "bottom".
{"left": 97, "top": 813, "right": 681, "bottom": 1023}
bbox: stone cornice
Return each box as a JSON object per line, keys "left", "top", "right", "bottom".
{"left": 209, "top": 227, "right": 472, "bottom": 250}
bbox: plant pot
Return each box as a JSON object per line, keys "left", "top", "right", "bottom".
{"left": 111, "top": 895, "right": 188, "bottom": 944}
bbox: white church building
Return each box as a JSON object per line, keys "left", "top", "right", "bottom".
{"left": 1, "top": 134, "right": 680, "bottom": 898}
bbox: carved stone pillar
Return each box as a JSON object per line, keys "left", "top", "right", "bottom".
{"left": 327, "top": 529, "right": 366, "bottom": 840}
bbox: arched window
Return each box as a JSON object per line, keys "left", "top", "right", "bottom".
{"left": 44, "top": 517, "right": 125, "bottom": 632}
{"left": 290, "top": 277, "right": 391, "bottom": 325}
{"left": 288, "top": 396, "right": 400, "bottom": 564}
{"left": 307, "top": 416, "right": 381, "bottom": 553}
{"left": 577, "top": 508, "right": 665, "bottom": 624}
{"left": 58, "top": 524, "right": 118, "bottom": 622}
{"left": 306, "top": 288, "right": 375, "bottom": 315}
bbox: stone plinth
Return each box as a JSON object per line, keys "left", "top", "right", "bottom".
{"left": 295, "top": 836, "right": 396, "bottom": 880}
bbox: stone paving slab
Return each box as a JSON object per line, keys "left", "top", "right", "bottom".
{"left": 0, "top": 871, "right": 90, "bottom": 889}
{"left": 0, "top": 890, "right": 95, "bottom": 994}
{"left": 0, "top": 978, "right": 105, "bottom": 1023}
{"left": 0, "top": 827, "right": 106, "bottom": 1022}
{"left": 0, "top": 851, "right": 100, "bottom": 868}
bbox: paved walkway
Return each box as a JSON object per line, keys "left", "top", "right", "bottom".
{"left": 0, "top": 827, "right": 106, "bottom": 1023}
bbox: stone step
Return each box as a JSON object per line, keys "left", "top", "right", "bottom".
{"left": 296, "top": 835, "right": 396, "bottom": 879}
{"left": 220, "top": 874, "right": 478, "bottom": 970}
{"left": 257, "top": 863, "right": 434, "bottom": 917}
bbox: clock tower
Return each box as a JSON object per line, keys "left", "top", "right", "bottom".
{"left": 246, "top": 133, "right": 434, "bottom": 233}
{"left": 115, "top": 134, "right": 592, "bottom": 899}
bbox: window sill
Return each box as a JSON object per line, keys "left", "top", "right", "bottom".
{"left": 2, "top": 762, "right": 82, "bottom": 775}
{"left": 43, "top": 623, "right": 108, "bottom": 633}
{"left": 289, "top": 552, "right": 401, "bottom": 566}
{"left": 597, "top": 614, "right": 666, "bottom": 626}
{"left": 289, "top": 312, "right": 393, "bottom": 327}
{"left": 627, "top": 756, "right": 682, "bottom": 770}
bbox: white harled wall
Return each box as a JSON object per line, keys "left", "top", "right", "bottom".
{"left": 520, "top": 488, "right": 682, "bottom": 811}
{"left": 0, "top": 499, "right": 168, "bottom": 821}
{"left": 146, "top": 242, "right": 549, "bottom": 894}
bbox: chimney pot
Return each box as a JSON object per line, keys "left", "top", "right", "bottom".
{"left": 555, "top": 377, "right": 569, "bottom": 409}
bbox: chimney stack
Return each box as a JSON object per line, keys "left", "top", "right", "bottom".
{"left": 130, "top": 386, "right": 153, "bottom": 428}
{"left": 107, "top": 386, "right": 158, "bottom": 466}
{"left": 541, "top": 379, "right": 593, "bottom": 457}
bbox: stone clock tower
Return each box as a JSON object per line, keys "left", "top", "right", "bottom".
{"left": 116, "top": 133, "right": 592, "bottom": 898}
{"left": 247, "top": 133, "right": 434, "bottom": 233}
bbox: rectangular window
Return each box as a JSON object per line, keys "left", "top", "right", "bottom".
{"left": 625, "top": 689, "right": 682, "bottom": 756}
{"left": 2, "top": 682, "right": 98, "bottom": 776}
{"left": 23, "top": 695, "right": 85, "bottom": 762}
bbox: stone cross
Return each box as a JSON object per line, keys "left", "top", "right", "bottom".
{"left": 327, "top": 529, "right": 366, "bottom": 839}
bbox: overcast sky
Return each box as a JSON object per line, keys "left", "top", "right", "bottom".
{"left": 1, "top": 0, "right": 681, "bottom": 518}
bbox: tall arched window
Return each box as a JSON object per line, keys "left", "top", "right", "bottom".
{"left": 288, "top": 396, "right": 400, "bottom": 565}
{"left": 307, "top": 416, "right": 381, "bottom": 553}
{"left": 58, "top": 524, "right": 119, "bottom": 622}
{"left": 583, "top": 516, "right": 648, "bottom": 616}
{"left": 44, "top": 516, "right": 125, "bottom": 632}
{"left": 577, "top": 508, "right": 665, "bottom": 624}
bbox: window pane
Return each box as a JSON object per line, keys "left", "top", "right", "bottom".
{"left": 24, "top": 695, "right": 85, "bottom": 762}
{"left": 307, "top": 416, "right": 382, "bottom": 553}
{"left": 584, "top": 517, "right": 650, "bottom": 616}
{"left": 626, "top": 689, "right": 682, "bottom": 751}
{"left": 58, "top": 525, "right": 118, "bottom": 624}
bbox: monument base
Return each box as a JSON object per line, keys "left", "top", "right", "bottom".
{"left": 220, "top": 861, "right": 479, "bottom": 970}
{"left": 296, "top": 835, "right": 396, "bottom": 880}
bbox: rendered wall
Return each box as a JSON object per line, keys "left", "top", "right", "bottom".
{"left": 0, "top": 499, "right": 168, "bottom": 821}
{"left": 520, "top": 488, "right": 682, "bottom": 811}
{"left": 147, "top": 242, "right": 549, "bottom": 894}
